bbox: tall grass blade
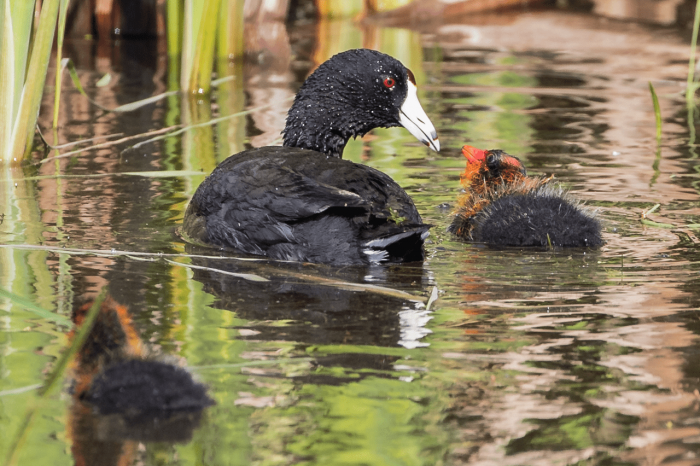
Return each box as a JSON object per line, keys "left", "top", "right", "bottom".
{"left": 649, "top": 82, "right": 663, "bottom": 186}
{"left": 167, "top": 0, "right": 183, "bottom": 57}
{"left": 10, "top": 0, "right": 60, "bottom": 162}
{"left": 0, "top": 287, "right": 72, "bottom": 326}
{"left": 4, "top": 288, "right": 106, "bottom": 466}
{"left": 52, "top": 0, "right": 70, "bottom": 128}
{"left": 180, "top": 0, "right": 201, "bottom": 90}
{"left": 0, "top": 0, "right": 16, "bottom": 159}
{"left": 218, "top": 0, "right": 244, "bottom": 60}
{"left": 9, "top": 0, "right": 36, "bottom": 120}
{"left": 688, "top": 0, "right": 700, "bottom": 105}
{"left": 649, "top": 82, "right": 662, "bottom": 144}
{"left": 189, "top": 0, "right": 220, "bottom": 94}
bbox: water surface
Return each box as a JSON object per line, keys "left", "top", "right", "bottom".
{"left": 2, "top": 8, "right": 700, "bottom": 466}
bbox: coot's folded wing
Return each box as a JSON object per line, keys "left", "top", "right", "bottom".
{"left": 183, "top": 151, "right": 370, "bottom": 253}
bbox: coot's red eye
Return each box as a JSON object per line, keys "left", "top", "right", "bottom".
{"left": 383, "top": 77, "right": 395, "bottom": 88}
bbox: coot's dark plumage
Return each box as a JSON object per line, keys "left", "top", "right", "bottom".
{"left": 182, "top": 49, "right": 439, "bottom": 265}
{"left": 449, "top": 146, "right": 603, "bottom": 248}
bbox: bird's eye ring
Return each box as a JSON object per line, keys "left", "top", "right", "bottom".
{"left": 383, "top": 77, "right": 395, "bottom": 89}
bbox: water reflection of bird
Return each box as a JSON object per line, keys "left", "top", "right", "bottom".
{"left": 68, "top": 295, "right": 213, "bottom": 464}
{"left": 449, "top": 145, "right": 603, "bottom": 248}
{"left": 187, "top": 249, "right": 431, "bottom": 349}
{"left": 182, "top": 49, "right": 439, "bottom": 265}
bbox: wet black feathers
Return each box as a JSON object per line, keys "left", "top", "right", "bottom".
{"left": 467, "top": 186, "right": 603, "bottom": 248}
{"left": 283, "top": 49, "right": 410, "bottom": 158}
{"left": 184, "top": 147, "right": 428, "bottom": 264}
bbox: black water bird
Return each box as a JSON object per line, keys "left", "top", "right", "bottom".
{"left": 182, "top": 49, "right": 439, "bottom": 265}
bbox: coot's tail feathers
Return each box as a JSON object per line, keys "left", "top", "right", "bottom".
{"left": 472, "top": 185, "right": 603, "bottom": 248}
{"left": 362, "top": 224, "right": 431, "bottom": 263}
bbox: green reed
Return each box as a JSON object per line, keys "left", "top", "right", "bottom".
{"left": 3, "top": 288, "right": 106, "bottom": 466}
{"left": 649, "top": 82, "right": 662, "bottom": 145}
{"left": 687, "top": 0, "right": 700, "bottom": 105}
{"left": 0, "top": 0, "right": 67, "bottom": 164}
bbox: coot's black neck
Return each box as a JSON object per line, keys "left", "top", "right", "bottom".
{"left": 282, "top": 94, "right": 389, "bottom": 159}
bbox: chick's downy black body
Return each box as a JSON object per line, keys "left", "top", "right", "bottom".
{"left": 182, "top": 49, "right": 439, "bottom": 265}
{"left": 470, "top": 184, "right": 603, "bottom": 248}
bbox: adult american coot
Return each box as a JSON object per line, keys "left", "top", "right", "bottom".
{"left": 182, "top": 49, "right": 439, "bottom": 265}
{"left": 449, "top": 145, "right": 603, "bottom": 248}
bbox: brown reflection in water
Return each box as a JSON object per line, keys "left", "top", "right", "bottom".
{"left": 424, "top": 10, "right": 694, "bottom": 204}
{"left": 444, "top": 248, "right": 700, "bottom": 464}
{"left": 366, "top": 0, "right": 693, "bottom": 28}
{"left": 591, "top": 0, "right": 686, "bottom": 25}
{"left": 243, "top": 0, "right": 295, "bottom": 148}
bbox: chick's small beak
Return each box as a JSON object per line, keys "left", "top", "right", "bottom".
{"left": 398, "top": 81, "right": 439, "bottom": 152}
{"left": 461, "top": 145, "right": 487, "bottom": 164}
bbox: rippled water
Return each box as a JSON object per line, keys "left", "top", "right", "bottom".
{"left": 2, "top": 8, "right": 700, "bottom": 466}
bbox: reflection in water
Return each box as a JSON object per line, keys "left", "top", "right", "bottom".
{"left": 68, "top": 296, "right": 213, "bottom": 464}
{"left": 187, "top": 248, "right": 432, "bottom": 349}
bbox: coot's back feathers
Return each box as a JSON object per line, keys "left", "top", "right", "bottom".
{"left": 183, "top": 147, "right": 430, "bottom": 264}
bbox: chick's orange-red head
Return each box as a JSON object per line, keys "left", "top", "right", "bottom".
{"left": 461, "top": 145, "right": 488, "bottom": 164}
{"left": 459, "top": 145, "right": 527, "bottom": 192}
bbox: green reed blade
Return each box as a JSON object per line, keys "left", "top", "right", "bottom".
{"left": 64, "top": 58, "right": 178, "bottom": 112}
{"left": 218, "top": 0, "right": 244, "bottom": 60}
{"left": 0, "top": 0, "right": 16, "bottom": 158}
{"left": 0, "top": 287, "right": 72, "bottom": 326}
{"left": 38, "top": 288, "right": 107, "bottom": 396}
{"left": 10, "top": 0, "right": 60, "bottom": 162}
{"left": 640, "top": 219, "right": 675, "bottom": 229}
{"left": 425, "top": 286, "right": 439, "bottom": 312}
{"left": 95, "top": 72, "right": 111, "bottom": 87}
{"left": 52, "top": 0, "right": 70, "bottom": 128}
{"left": 688, "top": 0, "right": 700, "bottom": 105}
{"left": 9, "top": 0, "right": 36, "bottom": 120}
{"left": 180, "top": 0, "right": 200, "bottom": 90}
{"left": 166, "top": 0, "right": 183, "bottom": 57}
{"left": 649, "top": 82, "right": 662, "bottom": 144}
{"left": 188, "top": 0, "right": 220, "bottom": 94}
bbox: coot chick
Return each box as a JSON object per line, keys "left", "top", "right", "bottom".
{"left": 182, "top": 49, "right": 439, "bottom": 265}
{"left": 449, "top": 145, "right": 603, "bottom": 248}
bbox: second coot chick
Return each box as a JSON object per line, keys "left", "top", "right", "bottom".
{"left": 182, "top": 49, "right": 439, "bottom": 265}
{"left": 449, "top": 146, "right": 603, "bottom": 248}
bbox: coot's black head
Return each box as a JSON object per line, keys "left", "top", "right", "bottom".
{"left": 283, "top": 48, "right": 439, "bottom": 158}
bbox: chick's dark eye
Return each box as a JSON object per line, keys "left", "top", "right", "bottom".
{"left": 383, "top": 77, "right": 395, "bottom": 89}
